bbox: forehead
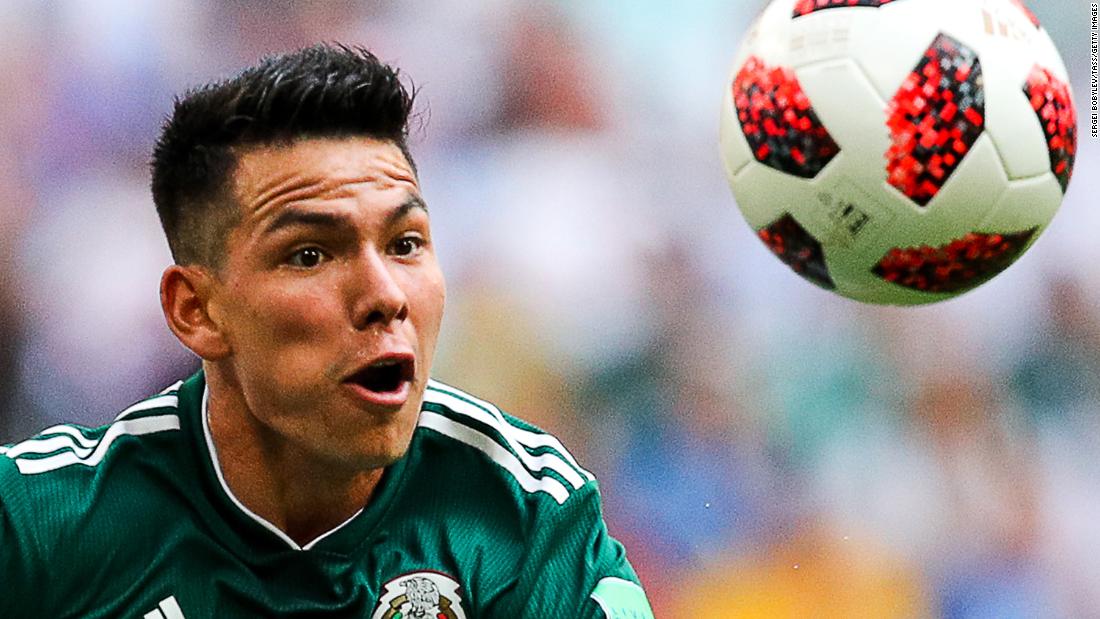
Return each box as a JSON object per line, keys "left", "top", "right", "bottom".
{"left": 231, "top": 136, "right": 419, "bottom": 220}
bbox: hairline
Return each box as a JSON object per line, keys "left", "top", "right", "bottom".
{"left": 181, "top": 134, "right": 418, "bottom": 271}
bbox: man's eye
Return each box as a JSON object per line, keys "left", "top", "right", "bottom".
{"left": 392, "top": 235, "right": 425, "bottom": 257}
{"left": 287, "top": 247, "right": 328, "bottom": 268}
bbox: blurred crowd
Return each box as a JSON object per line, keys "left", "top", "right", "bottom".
{"left": 1, "top": 1, "right": 1097, "bottom": 617}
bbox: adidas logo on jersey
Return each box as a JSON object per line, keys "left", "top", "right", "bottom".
{"left": 143, "top": 595, "right": 186, "bottom": 619}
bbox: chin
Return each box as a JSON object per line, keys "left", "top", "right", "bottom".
{"left": 321, "top": 435, "right": 413, "bottom": 472}
{"left": 309, "top": 397, "right": 421, "bottom": 471}
{"left": 360, "top": 443, "right": 409, "bottom": 467}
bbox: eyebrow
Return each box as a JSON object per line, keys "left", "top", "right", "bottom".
{"left": 386, "top": 195, "right": 429, "bottom": 228}
{"left": 263, "top": 196, "right": 429, "bottom": 236}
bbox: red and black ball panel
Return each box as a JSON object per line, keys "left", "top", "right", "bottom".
{"left": 872, "top": 228, "right": 1035, "bottom": 293}
{"left": 1024, "top": 65, "right": 1076, "bottom": 193}
{"left": 792, "top": 0, "right": 903, "bottom": 18}
{"left": 1009, "top": 0, "right": 1041, "bottom": 28}
{"left": 886, "top": 33, "right": 984, "bottom": 207}
{"left": 757, "top": 213, "right": 836, "bottom": 290}
{"left": 732, "top": 56, "right": 841, "bottom": 179}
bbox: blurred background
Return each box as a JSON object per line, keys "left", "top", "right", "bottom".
{"left": 0, "top": 0, "right": 1097, "bottom": 616}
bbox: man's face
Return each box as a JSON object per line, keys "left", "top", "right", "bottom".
{"left": 209, "top": 136, "right": 445, "bottom": 470}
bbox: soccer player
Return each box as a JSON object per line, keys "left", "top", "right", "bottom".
{"left": 0, "top": 44, "right": 653, "bottom": 618}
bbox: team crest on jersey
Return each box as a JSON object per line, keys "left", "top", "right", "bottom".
{"left": 371, "top": 571, "right": 467, "bottom": 619}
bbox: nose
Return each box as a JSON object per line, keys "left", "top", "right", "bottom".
{"left": 349, "top": 250, "right": 409, "bottom": 330}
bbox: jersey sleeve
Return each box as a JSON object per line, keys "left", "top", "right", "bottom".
{"left": 0, "top": 455, "right": 48, "bottom": 617}
{"left": 492, "top": 481, "right": 654, "bottom": 618}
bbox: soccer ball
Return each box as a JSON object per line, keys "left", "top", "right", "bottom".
{"left": 719, "top": 0, "right": 1076, "bottom": 305}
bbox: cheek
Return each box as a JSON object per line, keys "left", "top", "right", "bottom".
{"left": 232, "top": 281, "right": 339, "bottom": 348}
{"left": 409, "top": 268, "right": 447, "bottom": 338}
{"left": 228, "top": 281, "right": 347, "bottom": 403}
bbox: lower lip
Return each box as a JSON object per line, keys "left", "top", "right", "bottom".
{"left": 342, "top": 380, "right": 412, "bottom": 409}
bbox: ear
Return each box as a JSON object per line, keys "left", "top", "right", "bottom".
{"left": 160, "top": 265, "right": 231, "bottom": 360}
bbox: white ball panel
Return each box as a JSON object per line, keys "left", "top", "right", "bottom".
{"left": 729, "top": 158, "right": 826, "bottom": 230}
{"left": 922, "top": 131, "right": 1009, "bottom": 219}
{"left": 794, "top": 58, "right": 888, "bottom": 188}
{"left": 846, "top": 0, "right": 966, "bottom": 101}
{"left": 982, "top": 172, "right": 1063, "bottom": 234}
{"left": 829, "top": 135, "right": 1006, "bottom": 291}
{"left": 975, "top": 0, "right": 1054, "bottom": 180}
{"left": 791, "top": 60, "right": 907, "bottom": 282}
{"left": 983, "top": 70, "right": 1050, "bottom": 180}
{"left": 874, "top": 133, "right": 1008, "bottom": 251}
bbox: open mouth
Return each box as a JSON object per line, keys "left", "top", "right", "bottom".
{"left": 345, "top": 356, "right": 415, "bottom": 395}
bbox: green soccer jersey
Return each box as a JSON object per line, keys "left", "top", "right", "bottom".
{"left": 0, "top": 371, "right": 653, "bottom": 618}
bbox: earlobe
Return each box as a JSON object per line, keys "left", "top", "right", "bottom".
{"left": 160, "top": 265, "right": 231, "bottom": 360}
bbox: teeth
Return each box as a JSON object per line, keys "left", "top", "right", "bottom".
{"left": 370, "top": 359, "right": 399, "bottom": 368}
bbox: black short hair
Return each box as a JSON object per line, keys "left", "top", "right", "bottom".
{"left": 151, "top": 43, "right": 417, "bottom": 266}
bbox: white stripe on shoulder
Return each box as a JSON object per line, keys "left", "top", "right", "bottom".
{"left": 419, "top": 411, "right": 571, "bottom": 504}
{"left": 31, "top": 424, "right": 100, "bottom": 449}
{"left": 422, "top": 388, "right": 588, "bottom": 490}
{"left": 114, "top": 393, "right": 180, "bottom": 421}
{"left": 160, "top": 380, "right": 184, "bottom": 395}
{"left": 4, "top": 433, "right": 96, "bottom": 459}
{"left": 0, "top": 446, "right": 7, "bottom": 455}
{"left": 2, "top": 388, "right": 182, "bottom": 462}
{"left": 425, "top": 380, "right": 595, "bottom": 482}
{"left": 10, "top": 414, "right": 180, "bottom": 475}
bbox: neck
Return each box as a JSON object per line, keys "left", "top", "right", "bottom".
{"left": 203, "top": 366, "right": 384, "bottom": 547}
